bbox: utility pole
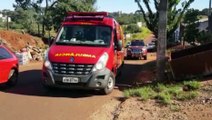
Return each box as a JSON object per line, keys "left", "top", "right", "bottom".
{"left": 209, "top": 0, "right": 212, "bottom": 33}
{"left": 156, "top": 0, "right": 168, "bottom": 81}
{"left": 6, "top": 15, "right": 9, "bottom": 30}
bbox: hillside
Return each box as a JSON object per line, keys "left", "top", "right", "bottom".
{"left": 0, "top": 30, "right": 45, "bottom": 51}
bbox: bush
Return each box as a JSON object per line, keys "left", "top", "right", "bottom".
{"left": 197, "top": 31, "right": 212, "bottom": 44}
{"left": 10, "top": 23, "right": 23, "bottom": 29}
{"left": 124, "top": 24, "right": 141, "bottom": 34}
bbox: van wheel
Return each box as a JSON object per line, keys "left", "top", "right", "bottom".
{"left": 100, "top": 74, "right": 115, "bottom": 95}
{"left": 41, "top": 80, "right": 57, "bottom": 91}
{"left": 143, "top": 55, "right": 147, "bottom": 60}
{"left": 126, "top": 55, "right": 131, "bottom": 60}
{"left": 6, "top": 69, "right": 18, "bottom": 86}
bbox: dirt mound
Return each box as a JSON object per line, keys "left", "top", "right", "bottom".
{"left": 0, "top": 30, "right": 45, "bottom": 51}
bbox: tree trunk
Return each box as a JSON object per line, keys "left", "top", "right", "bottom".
{"left": 6, "top": 15, "right": 9, "bottom": 30}
{"left": 156, "top": 0, "right": 168, "bottom": 81}
{"left": 37, "top": 23, "right": 40, "bottom": 35}
{"left": 42, "top": 0, "right": 49, "bottom": 37}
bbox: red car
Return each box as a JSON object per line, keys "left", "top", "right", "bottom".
{"left": 0, "top": 45, "right": 19, "bottom": 86}
{"left": 126, "top": 40, "right": 147, "bottom": 60}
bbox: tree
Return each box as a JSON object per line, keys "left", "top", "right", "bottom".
{"left": 124, "top": 24, "right": 141, "bottom": 34}
{"left": 48, "top": 0, "right": 97, "bottom": 30}
{"left": 156, "top": 0, "right": 168, "bottom": 81}
{"left": 13, "top": 7, "right": 37, "bottom": 33}
{"left": 13, "top": 0, "right": 96, "bottom": 37}
{"left": 135, "top": 0, "right": 194, "bottom": 41}
{"left": 14, "top": 0, "right": 44, "bottom": 34}
{"left": 110, "top": 12, "right": 144, "bottom": 25}
{"left": 199, "top": 8, "right": 209, "bottom": 16}
{"left": 14, "top": 0, "right": 31, "bottom": 10}
{"left": 183, "top": 9, "right": 199, "bottom": 45}
{"left": 31, "top": 0, "right": 43, "bottom": 35}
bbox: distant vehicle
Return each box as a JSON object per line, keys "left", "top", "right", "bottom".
{"left": 147, "top": 39, "right": 157, "bottom": 52}
{"left": 147, "top": 42, "right": 156, "bottom": 52}
{"left": 125, "top": 41, "right": 131, "bottom": 48}
{"left": 0, "top": 45, "right": 19, "bottom": 86}
{"left": 126, "top": 40, "right": 147, "bottom": 60}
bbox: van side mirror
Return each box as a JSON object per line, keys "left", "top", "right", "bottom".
{"left": 116, "top": 40, "right": 122, "bottom": 51}
{"left": 48, "top": 37, "right": 55, "bottom": 46}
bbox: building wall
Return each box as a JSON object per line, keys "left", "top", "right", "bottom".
{"left": 0, "top": 13, "right": 11, "bottom": 22}
{"left": 197, "top": 21, "right": 208, "bottom": 32}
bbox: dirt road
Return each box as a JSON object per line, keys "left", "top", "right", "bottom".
{"left": 0, "top": 62, "right": 123, "bottom": 120}
{"left": 0, "top": 54, "right": 156, "bottom": 120}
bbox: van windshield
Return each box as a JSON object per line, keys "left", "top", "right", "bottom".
{"left": 55, "top": 25, "right": 112, "bottom": 47}
{"left": 131, "top": 41, "right": 145, "bottom": 46}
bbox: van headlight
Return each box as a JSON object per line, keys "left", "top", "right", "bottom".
{"left": 92, "top": 52, "right": 109, "bottom": 72}
{"left": 44, "top": 49, "right": 52, "bottom": 70}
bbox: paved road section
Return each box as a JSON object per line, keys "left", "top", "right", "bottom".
{"left": 0, "top": 62, "right": 122, "bottom": 120}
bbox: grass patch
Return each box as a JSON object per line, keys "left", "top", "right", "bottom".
{"left": 156, "top": 91, "right": 172, "bottom": 104}
{"left": 170, "top": 104, "right": 181, "bottom": 112}
{"left": 124, "top": 80, "right": 201, "bottom": 105}
{"left": 183, "top": 80, "right": 201, "bottom": 91}
{"left": 123, "top": 86, "right": 156, "bottom": 100}
{"left": 155, "top": 83, "right": 167, "bottom": 92}
{"left": 176, "top": 91, "right": 199, "bottom": 101}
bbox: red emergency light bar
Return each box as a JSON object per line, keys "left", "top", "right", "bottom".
{"left": 65, "top": 12, "right": 109, "bottom": 21}
{"left": 67, "top": 12, "right": 109, "bottom": 17}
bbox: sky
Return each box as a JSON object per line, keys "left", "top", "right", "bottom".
{"left": 0, "top": 0, "right": 209, "bottom": 13}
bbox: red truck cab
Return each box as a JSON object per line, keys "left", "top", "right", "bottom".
{"left": 0, "top": 45, "right": 19, "bottom": 86}
{"left": 42, "top": 12, "right": 125, "bottom": 94}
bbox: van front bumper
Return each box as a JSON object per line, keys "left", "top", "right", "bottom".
{"left": 42, "top": 68, "right": 112, "bottom": 89}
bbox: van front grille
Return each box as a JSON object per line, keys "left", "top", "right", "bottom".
{"left": 52, "top": 62, "right": 94, "bottom": 75}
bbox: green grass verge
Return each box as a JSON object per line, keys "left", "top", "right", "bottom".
{"left": 123, "top": 80, "right": 201, "bottom": 105}
{"left": 124, "top": 86, "right": 157, "bottom": 101}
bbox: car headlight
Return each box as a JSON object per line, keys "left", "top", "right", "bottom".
{"left": 44, "top": 49, "right": 52, "bottom": 70}
{"left": 142, "top": 47, "right": 147, "bottom": 52}
{"left": 142, "top": 48, "right": 147, "bottom": 51}
{"left": 92, "top": 52, "right": 109, "bottom": 72}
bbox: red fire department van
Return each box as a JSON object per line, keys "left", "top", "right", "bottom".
{"left": 42, "top": 12, "right": 125, "bottom": 94}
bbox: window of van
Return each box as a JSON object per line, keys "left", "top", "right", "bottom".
{"left": 56, "top": 25, "right": 112, "bottom": 47}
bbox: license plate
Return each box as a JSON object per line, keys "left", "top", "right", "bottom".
{"left": 62, "top": 77, "right": 79, "bottom": 83}
{"left": 132, "top": 52, "right": 140, "bottom": 54}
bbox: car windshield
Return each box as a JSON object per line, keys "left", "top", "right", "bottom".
{"left": 55, "top": 25, "right": 112, "bottom": 47}
{"left": 0, "top": 47, "right": 12, "bottom": 60}
{"left": 131, "top": 41, "right": 145, "bottom": 46}
{"left": 148, "top": 43, "right": 155, "bottom": 46}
